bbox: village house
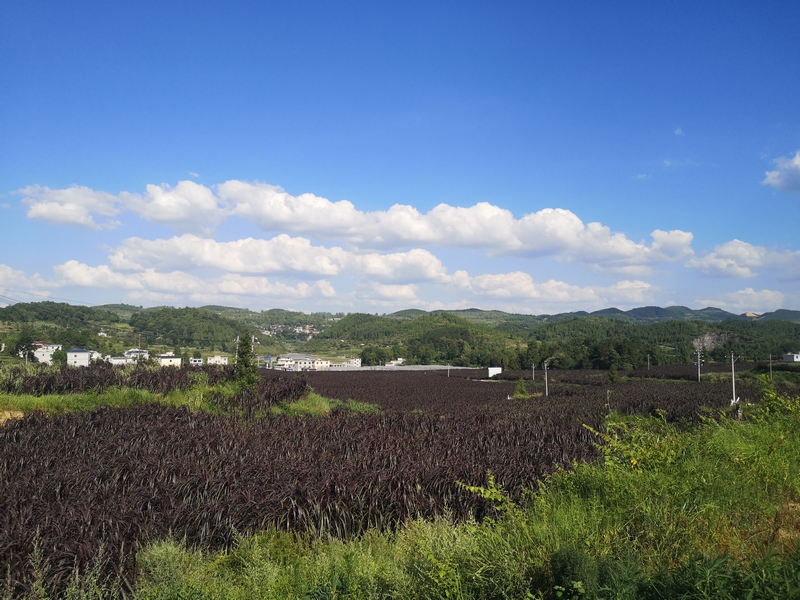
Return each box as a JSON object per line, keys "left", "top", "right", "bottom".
{"left": 66, "top": 349, "right": 102, "bottom": 367}
{"left": 783, "top": 352, "right": 800, "bottom": 363}
{"left": 156, "top": 353, "right": 182, "bottom": 367}
{"left": 33, "top": 343, "right": 62, "bottom": 365}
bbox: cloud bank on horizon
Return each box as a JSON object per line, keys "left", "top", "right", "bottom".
{"left": 2, "top": 166, "right": 798, "bottom": 315}
{"left": 1, "top": 2, "right": 798, "bottom": 315}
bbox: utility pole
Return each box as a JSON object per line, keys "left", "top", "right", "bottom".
{"left": 647, "top": 354, "right": 650, "bottom": 370}
{"left": 730, "top": 352, "right": 740, "bottom": 416}
{"left": 532, "top": 362, "right": 535, "bottom": 381}
{"left": 544, "top": 361, "right": 549, "bottom": 397}
{"left": 695, "top": 349, "right": 703, "bottom": 382}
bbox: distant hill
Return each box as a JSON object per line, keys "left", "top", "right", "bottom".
{"left": 757, "top": 309, "right": 800, "bottom": 323}
{"left": 0, "top": 301, "right": 121, "bottom": 329}
{"left": 201, "top": 306, "right": 341, "bottom": 329}
{"left": 129, "top": 307, "right": 254, "bottom": 348}
{"left": 589, "top": 305, "right": 744, "bottom": 324}
{"left": 316, "top": 312, "right": 519, "bottom": 367}
{"left": 95, "top": 303, "right": 144, "bottom": 320}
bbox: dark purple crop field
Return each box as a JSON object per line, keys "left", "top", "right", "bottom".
{"left": 306, "top": 369, "right": 761, "bottom": 417}
{"left": 0, "top": 367, "right": 777, "bottom": 596}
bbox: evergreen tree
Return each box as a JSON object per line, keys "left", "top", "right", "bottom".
{"left": 234, "top": 334, "right": 259, "bottom": 389}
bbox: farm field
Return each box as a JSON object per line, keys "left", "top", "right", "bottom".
{"left": 1, "top": 364, "right": 799, "bottom": 598}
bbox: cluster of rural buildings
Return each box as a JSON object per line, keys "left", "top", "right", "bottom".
{"left": 27, "top": 343, "right": 363, "bottom": 370}
{"left": 271, "top": 354, "right": 362, "bottom": 371}
{"left": 30, "top": 345, "right": 231, "bottom": 368}
{"left": 27, "top": 341, "right": 800, "bottom": 370}
{"left": 260, "top": 323, "right": 322, "bottom": 340}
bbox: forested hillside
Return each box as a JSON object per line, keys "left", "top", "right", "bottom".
{"left": 0, "top": 302, "right": 121, "bottom": 329}
{"left": 129, "top": 307, "right": 254, "bottom": 349}
{"left": 1, "top": 301, "right": 799, "bottom": 368}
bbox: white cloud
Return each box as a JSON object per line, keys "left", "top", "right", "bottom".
{"left": 54, "top": 260, "right": 144, "bottom": 289}
{"left": 1, "top": 203, "right": 10, "bottom": 209}
{"left": 108, "top": 234, "right": 347, "bottom": 276}
{"left": 635, "top": 174, "right": 650, "bottom": 181}
{"left": 0, "top": 264, "right": 52, "bottom": 303}
{"left": 14, "top": 179, "right": 697, "bottom": 273}
{"left": 16, "top": 185, "right": 122, "bottom": 230}
{"left": 369, "top": 283, "right": 419, "bottom": 301}
{"left": 674, "top": 128, "right": 685, "bottom": 136}
{"left": 456, "top": 270, "right": 654, "bottom": 306}
{"left": 107, "top": 234, "right": 457, "bottom": 283}
{"left": 125, "top": 181, "right": 229, "bottom": 234}
{"left": 220, "top": 180, "right": 364, "bottom": 238}
{"left": 687, "top": 240, "right": 800, "bottom": 278}
{"left": 699, "top": 288, "right": 784, "bottom": 313}
{"left": 51, "top": 260, "right": 336, "bottom": 303}
{"left": 763, "top": 151, "right": 800, "bottom": 194}
{"left": 221, "top": 181, "right": 695, "bottom": 269}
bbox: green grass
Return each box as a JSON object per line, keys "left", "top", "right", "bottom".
{"left": 130, "top": 384, "right": 800, "bottom": 599}
{"left": 270, "top": 391, "right": 380, "bottom": 417}
{"left": 0, "top": 376, "right": 378, "bottom": 419}
{"left": 0, "top": 387, "right": 160, "bottom": 414}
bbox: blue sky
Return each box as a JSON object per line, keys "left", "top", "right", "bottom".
{"left": 1, "top": 1, "right": 799, "bottom": 314}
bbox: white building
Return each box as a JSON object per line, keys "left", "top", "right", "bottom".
{"left": 105, "top": 355, "right": 136, "bottom": 365}
{"left": 33, "top": 344, "right": 62, "bottom": 365}
{"left": 783, "top": 352, "right": 800, "bottom": 363}
{"left": 273, "top": 353, "right": 333, "bottom": 371}
{"left": 123, "top": 348, "right": 149, "bottom": 361}
{"left": 329, "top": 357, "right": 362, "bottom": 369}
{"left": 156, "top": 353, "right": 182, "bottom": 367}
{"left": 207, "top": 355, "right": 229, "bottom": 366}
{"left": 189, "top": 357, "right": 203, "bottom": 366}
{"left": 67, "top": 349, "right": 91, "bottom": 367}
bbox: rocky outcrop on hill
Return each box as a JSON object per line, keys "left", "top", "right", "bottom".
{"left": 692, "top": 331, "right": 733, "bottom": 351}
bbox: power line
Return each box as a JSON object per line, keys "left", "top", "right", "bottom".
{"left": 0, "top": 288, "right": 95, "bottom": 306}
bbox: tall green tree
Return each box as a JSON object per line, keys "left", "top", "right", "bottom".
{"left": 234, "top": 334, "right": 259, "bottom": 389}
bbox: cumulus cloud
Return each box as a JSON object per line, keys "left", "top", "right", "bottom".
{"left": 107, "top": 234, "right": 462, "bottom": 284}
{"left": 108, "top": 234, "right": 347, "bottom": 276}
{"left": 220, "top": 181, "right": 694, "bottom": 269}
{"left": 54, "top": 261, "right": 144, "bottom": 289}
{"left": 368, "top": 283, "right": 419, "bottom": 301}
{"left": 763, "top": 151, "right": 800, "bottom": 194}
{"left": 674, "top": 128, "right": 685, "bottom": 136}
{"left": 687, "top": 240, "right": 800, "bottom": 278}
{"left": 125, "top": 181, "right": 229, "bottom": 234}
{"left": 0, "top": 264, "right": 52, "bottom": 302}
{"left": 51, "top": 260, "right": 336, "bottom": 303}
{"left": 455, "top": 270, "right": 654, "bottom": 306}
{"left": 16, "top": 185, "right": 123, "bottom": 230}
{"left": 699, "top": 288, "right": 784, "bottom": 313}
{"left": 14, "top": 179, "right": 696, "bottom": 272}
{"left": 17, "top": 181, "right": 228, "bottom": 234}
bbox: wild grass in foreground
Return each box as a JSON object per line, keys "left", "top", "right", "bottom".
{"left": 0, "top": 383, "right": 377, "bottom": 420}
{"left": 130, "top": 382, "right": 800, "bottom": 599}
